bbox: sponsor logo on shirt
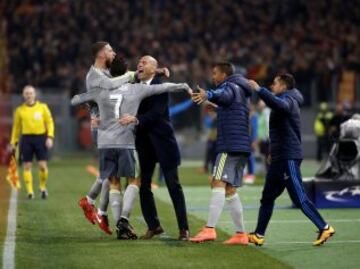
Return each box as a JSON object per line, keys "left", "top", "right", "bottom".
{"left": 34, "top": 111, "right": 42, "bottom": 120}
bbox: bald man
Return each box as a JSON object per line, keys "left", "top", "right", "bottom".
{"left": 120, "top": 56, "right": 189, "bottom": 240}
{"left": 10, "top": 85, "right": 55, "bottom": 199}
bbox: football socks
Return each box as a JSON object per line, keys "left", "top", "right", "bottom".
{"left": 206, "top": 187, "right": 226, "bottom": 228}
{"left": 226, "top": 193, "right": 245, "bottom": 233}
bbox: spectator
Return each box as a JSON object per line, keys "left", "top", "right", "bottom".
{"left": 2, "top": 0, "right": 359, "bottom": 112}
{"left": 329, "top": 103, "right": 351, "bottom": 141}
{"left": 256, "top": 100, "right": 270, "bottom": 172}
{"left": 314, "top": 102, "right": 333, "bottom": 162}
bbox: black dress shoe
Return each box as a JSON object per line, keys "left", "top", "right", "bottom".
{"left": 178, "top": 229, "right": 190, "bottom": 241}
{"left": 140, "top": 226, "right": 164, "bottom": 240}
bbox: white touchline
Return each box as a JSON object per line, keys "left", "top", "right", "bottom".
{"left": 267, "top": 240, "right": 360, "bottom": 245}
{"left": 220, "top": 218, "right": 360, "bottom": 224}
{"left": 2, "top": 189, "right": 18, "bottom": 269}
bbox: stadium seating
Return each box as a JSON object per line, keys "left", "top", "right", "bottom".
{"left": 2, "top": 0, "right": 360, "bottom": 107}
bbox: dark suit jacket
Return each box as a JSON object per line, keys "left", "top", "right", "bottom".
{"left": 135, "top": 76, "right": 181, "bottom": 170}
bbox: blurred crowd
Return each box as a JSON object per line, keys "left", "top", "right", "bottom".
{"left": 2, "top": 0, "right": 360, "bottom": 105}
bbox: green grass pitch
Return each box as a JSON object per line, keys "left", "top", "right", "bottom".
{"left": 1, "top": 157, "right": 359, "bottom": 269}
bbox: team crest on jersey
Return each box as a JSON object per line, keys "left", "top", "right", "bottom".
{"left": 34, "top": 111, "right": 42, "bottom": 120}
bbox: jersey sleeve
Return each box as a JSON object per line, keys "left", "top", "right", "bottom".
{"left": 99, "top": 71, "right": 136, "bottom": 90}
{"left": 137, "top": 83, "right": 189, "bottom": 100}
{"left": 10, "top": 108, "right": 21, "bottom": 145}
{"left": 206, "top": 84, "right": 235, "bottom": 106}
{"left": 43, "top": 104, "right": 55, "bottom": 138}
{"left": 71, "top": 91, "right": 97, "bottom": 106}
{"left": 257, "top": 87, "right": 293, "bottom": 113}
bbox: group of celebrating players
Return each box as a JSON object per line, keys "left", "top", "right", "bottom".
{"left": 11, "top": 40, "right": 335, "bottom": 247}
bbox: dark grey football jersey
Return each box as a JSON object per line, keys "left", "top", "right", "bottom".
{"left": 71, "top": 82, "right": 189, "bottom": 149}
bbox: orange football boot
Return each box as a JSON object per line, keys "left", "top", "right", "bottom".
{"left": 190, "top": 227, "right": 217, "bottom": 243}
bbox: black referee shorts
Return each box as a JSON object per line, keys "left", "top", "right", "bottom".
{"left": 19, "top": 134, "right": 48, "bottom": 162}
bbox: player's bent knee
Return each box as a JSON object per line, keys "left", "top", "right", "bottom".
{"left": 225, "top": 185, "right": 236, "bottom": 197}
{"left": 110, "top": 184, "right": 121, "bottom": 191}
{"left": 109, "top": 177, "right": 121, "bottom": 190}
{"left": 127, "top": 177, "right": 140, "bottom": 187}
{"left": 211, "top": 179, "right": 226, "bottom": 189}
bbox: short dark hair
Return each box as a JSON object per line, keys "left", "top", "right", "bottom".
{"left": 213, "top": 62, "right": 235, "bottom": 76}
{"left": 110, "top": 55, "right": 128, "bottom": 77}
{"left": 276, "top": 73, "right": 296, "bottom": 90}
{"left": 91, "top": 41, "right": 109, "bottom": 59}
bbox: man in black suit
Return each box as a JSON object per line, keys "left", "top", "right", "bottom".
{"left": 119, "top": 55, "right": 189, "bottom": 240}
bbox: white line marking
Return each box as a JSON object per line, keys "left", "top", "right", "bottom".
{"left": 267, "top": 240, "right": 360, "bottom": 245}
{"left": 187, "top": 196, "right": 289, "bottom": 201}
{"left": 220, "top": 218, "right": 360, "bottom": 224}
{"left": 2, "top": 189, "right": 18, "bottom": 269}
{"left": 179, "top": 160, "right": 203, "bottom": 167}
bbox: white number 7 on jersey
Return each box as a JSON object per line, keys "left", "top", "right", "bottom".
{"left": 109, "top": 94, "right": 123, "bottom": 119}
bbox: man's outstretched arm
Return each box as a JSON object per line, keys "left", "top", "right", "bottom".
{"left": 99, "top": 71, "right": 136, "bottom": 90}
{"left": 256, "top": 87, "right": 292, "bottom": 113}
{"left": 71, "top": 91, "right": 97, "bottom": 106}
{"left": 191, "top": 85, "right": 234, "bottom": 106}
{"left": 119, "top": 83, "right": 191, "bottom": 126}
{"left": 247, "top": 80, "right": 292, "bottom": 113}
{"left": 137, "top": 82, "right": 192, "bottom": 100}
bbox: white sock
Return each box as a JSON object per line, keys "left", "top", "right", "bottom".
{"left": 109, "top": 189, "right": 122, "bottom": 224}
{"left": 120, "top": 184, "right": 139, "bottom": 220}
{"left": 226, "top": 193, "right": 245, "bottom": 233}
{"left": 206, "top": 187, "right": 226, "bottom": 228}
{"left": 98, "top": 209, "right": 107, "bottom": 216}
{"left": 86, "top": 195, "right": 96, "bottom": 205}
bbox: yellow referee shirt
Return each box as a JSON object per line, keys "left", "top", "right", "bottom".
{"left": 10, "top": 101, "right": 55, "bottom": 145}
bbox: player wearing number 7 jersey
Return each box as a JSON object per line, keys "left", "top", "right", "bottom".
{"left": 77, "top": 42, "right": 137, "bottom": 235}
{"left": 71, "top": 73, "right": 191, "bottom": 239}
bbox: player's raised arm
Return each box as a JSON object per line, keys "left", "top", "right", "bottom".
{"left": 192, "top": 85, "right": 235, "bottom": 106}
{"left": 257, "top": 87, "right": 293, "bottom": 113}
{"left": 248, "top": 79, "right": 293, "bottom": 113}
{"left": 99, "top": 71, "right": 136, "bottom": 90}
{"left": 137, "top": 83, "right": 192, "bottom": 100}
{"left": 191, "top": 68, "right": 249, "bottom": 106}
{"left": 71, "top": 91, "right": 97, "bottom": 106}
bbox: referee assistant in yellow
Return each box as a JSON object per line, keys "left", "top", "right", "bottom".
{"left": 10, "top": 85, "right": 55, "bottom": 199}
